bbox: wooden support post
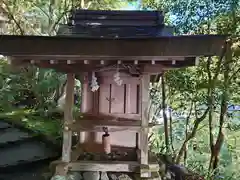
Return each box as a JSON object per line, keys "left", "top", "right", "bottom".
{"left": 140, "top": 74, "right": 150, "bottom": 178}
{"left": 62, "top": 73, "right": 75, "bottom": 165}
{"left": 79, "top": 73, "right": 93, "bottom": 144}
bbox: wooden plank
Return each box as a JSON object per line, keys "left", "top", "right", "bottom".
{"left": 59, "top": 25, "right": 165, "bottom": 38}
{"left": 68, "top": 124, "right": 157, "bottom": 132}
{"left": 93, "top": 90, "right": 99, "bottom": 114}
{"left": 0, "top": 35, "right": 227, "bottom": 58}
{"left": 81, "top": 73, "right": 93, "bottom": 113}
{"left": 99, "top": 84, "right": 110, "bottom": 113}
{"left": 22, "top": 59, "right": 193, "bottom": 75}
{"left": 140, "top": 74, "right": 150, "bottom": 177}
{"left": 110, "top": 84, "right": 125, "bottom": 113}
{"left": 70, "top": 26, "right": 163, "bottom": 38}
{"left": 68, "top": 160, "right": 159, "bottom": 172}
{"left": 50, "top": 144, "right": 83, "bottom": 171}
{"left": 69, "top": 160, "right": 139, "bottom": 172}
{"left": 72, "top": 15, "right": 161, "bottom": 20}
{"left": 73, "top": 20, "right": 159, "bottom": 26}
{"left": 67, "top": 117, "right": 159, "bottom": 132}
{"left": 79, "top": 73, "right": 92, "bottom": 144}
{"left": 126, "top": 83, "right": 140, "bottom": 114}
{"left": 72, "top": 10, "right": 163, "bottom": 18}
{"left": 140, "top": 164, "right": 159, "bottom": 172}
{"left": 76, "top": 113, "right": 141, "bottom": 121}
{"left": 142, "top": 64, "right": 164, "bottom": 74}
{"left": 99, "top": 76, "right": 141, "bottom": 85}
{"left": 71, "top": 145, "right": 83, "bottom": 161}
{"left": 62, "top": 73, "right": 75, "bottom": 163}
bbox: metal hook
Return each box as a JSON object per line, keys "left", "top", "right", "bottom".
{"left": 103, "top": 126, "right": 108, "bottom": 134}
{"left": 106, "top": 97, "right": 115, "bottom": 102}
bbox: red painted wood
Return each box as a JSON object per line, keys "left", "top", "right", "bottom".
{"left": 126, "top": 82, "right": 140, "bottom": 114}
{"left": 99, "top": 84, "right": 110, "bottom": 113}
{"left": 80, "top": 71, "right": 143, "bottom": 149}
{"left": 110, "top": 84, "right": 125, "bottom": 113}
{"left": 81, "top": 73, "right": 93, "bottom": 113}
{"left": 97, "top": 72, "right": 141, "bottom": 117}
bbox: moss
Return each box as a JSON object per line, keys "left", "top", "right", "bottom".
{"left": 0, "top": 109, "right": 62, "bottom": 140}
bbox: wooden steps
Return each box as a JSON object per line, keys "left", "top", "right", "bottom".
{"left": 0, "top": 121, "right": 59, "bottom": 180}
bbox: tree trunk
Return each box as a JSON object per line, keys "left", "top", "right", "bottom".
{"left": 209, "top": 40, "right": 232, "bottom": 176}
{"left": 175, "top": 104, "right": 209, "bottom": 164}
{"left": 169, "top": 107, "right": 175, "bottom": 154}
{"left": 161, "top": 74, "right": 169, "bottom": 152}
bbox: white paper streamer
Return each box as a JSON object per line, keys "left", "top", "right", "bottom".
{"left": 90, "top": 72, "right": 99, "bottom": 92}
{"left": 113, "top": 71, "right": 123, "bottom": 86}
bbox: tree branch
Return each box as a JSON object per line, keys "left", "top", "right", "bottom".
{"left": 2, "top": 1, "right": 24, "bottom": 35}
{"left": 229, "top": 66, "right": 240, "bottom": 82}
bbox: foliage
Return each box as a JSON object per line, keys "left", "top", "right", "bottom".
{"left": 143, "top": 0, "right": 240, "bottom": 179}
{"left": 0, "top": 0, "right": 239, "bottom": 179}
{"left": 0, "top": 0, "right": 133, "bottom": 142}
{"left": 0, "top": 0, "right": 133, "bottom": 109}
{"left": 0, "top": 109, "right": 62, "bottom": 138}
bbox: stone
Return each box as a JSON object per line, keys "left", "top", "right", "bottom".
{"left": 83, "top": 171, "right": 100, "bottom": 180}
{"left": 165, "top": 171, "right": 172, "bottom": 180}
{"left": 109, "top": 173, "right": 118, "bottom": 180}
{"left": 0, "top": 128, "right": 30, "bottom": 144}
{"left": 55, "top": 163, "right": 69, "bottom": 176}
{"left": 150, "top": 172, "right": 162, "bottom": 180}
{"left": 0, "top": 121, "right": 11, "bottom": 129}
{"left": 67, "top": 172, "right": 83, "bottom": 180}
{"left": 42, "top": 172, "right": 53, "bottom": 180}
{"left": 118, "top": 174, "right": 132, "bottom": 180}
{"left": 100, "top": 172, "right": 109, "bottom": 180}
{"left": 51, "top": 175, "right": 67, "bottom": 180}
{"left": 108, "top": 173, "right": 133, "bottom": 180}
{"left": 0, "top": 141, "right": 56, "bottom": 168}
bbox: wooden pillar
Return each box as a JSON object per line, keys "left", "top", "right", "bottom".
{"left": 81, "top": 73, "right": 93, "bottom": 113}
{"left": 79, "top": 73, "right": 93, "bottom": 144}
{"left": 62, "top": 73, "right": 75, "bottom": 163}
{"left": 140, "top": 74, "right": 150, "bottom": 177}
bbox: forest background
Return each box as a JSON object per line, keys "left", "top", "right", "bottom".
{"left": 0, "top": 0, "right": 239, "bottom": 179}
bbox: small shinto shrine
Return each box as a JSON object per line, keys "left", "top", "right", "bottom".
{"left": 0, "top": 10, "right": 227, "bottom": 179}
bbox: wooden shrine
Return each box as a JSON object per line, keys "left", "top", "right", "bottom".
{"left": 0, "top": 9, "right": 228, "bottom": 179}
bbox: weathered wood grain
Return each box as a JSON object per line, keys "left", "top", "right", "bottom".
{"left": 62, "top": 73, "right": 75, "bottom": 163}
{"left": 139, "top": 74, "right": 151, "bottom": 177}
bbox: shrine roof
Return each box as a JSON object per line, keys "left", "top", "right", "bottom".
{"left": 0, "top": 34, "right": 227, "bottom": 58}
{"left": 0, "top": 34, "right": 227, "bottom": 73}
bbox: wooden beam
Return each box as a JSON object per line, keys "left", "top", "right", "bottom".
{"left": 66, "top": 119, "right": 160, "bottom": 132}
{"left": 68, "top": 161, "right": 159, "bottom": 172}
{"left": 139, "top": 74, "right": 150, "bottom": 178}
{"left": 9, "top": 55, "right": 189, "bottom": 61}
{"left": 62, "top": 73, "right": 75, "bottom": 163}
{"left": 8, "top": 57, "right": 196, "bottom": 75}
{"left": 0, "top": 35, "right": 227, "bottom": 58}
{"left": 69, "top": 161, "right": 139, "bottom": 172}
{"left": 71, "top": 145, "right": 83, "bottom": 161}
{"left": 50, "top": 145, "right": 83, "bottom": 172}
{"left": 142, "top": 64, "right": 164, "bottom": 74}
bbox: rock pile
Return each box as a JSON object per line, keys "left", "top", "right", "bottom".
{"left": 50, "top": 153, "right": 204, "bottom": 180}
{"left": 51, "top": 171, "right": 134, "bottom": 180}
